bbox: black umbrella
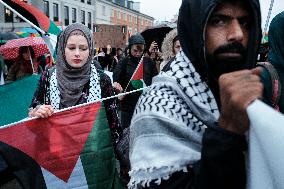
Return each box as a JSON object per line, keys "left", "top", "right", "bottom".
{"left": 0, "top": 32, "right": 20, "bottom": 44}
{"left": 141, "top": 25, "right": 174, "bottom": 51}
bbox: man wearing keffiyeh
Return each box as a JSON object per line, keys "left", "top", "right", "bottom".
{"left": 128, "top": 0, "right": 263, "bottom": 189}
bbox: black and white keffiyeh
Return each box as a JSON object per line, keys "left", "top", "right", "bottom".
{"left": 128, "top": 50, "right": 220, "bottom": 189}
{"left": 50, "top": 64, "right": 101, "bottom": 110}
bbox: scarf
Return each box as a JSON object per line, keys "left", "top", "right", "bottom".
{"left": 128, "top": 51, "right": 220, "bottom": 189}
{"left": 56, "top": 23, "right": 94, "bottom": 109}
{"left": 49, "top": 64, "right": 101, "bottom": 110}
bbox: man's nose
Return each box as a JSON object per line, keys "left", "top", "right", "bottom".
{"left": 135, "top": 51, "right": 141, "bottom": 56}
{"left": 227, "top": 19, "right": 244, "bottom": 42}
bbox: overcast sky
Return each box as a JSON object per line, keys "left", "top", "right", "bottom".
{"left": 140, "top": 0, "right": 284, "bottom": 30}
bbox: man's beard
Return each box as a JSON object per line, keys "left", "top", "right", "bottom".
{"left": 207, "top": 42, "right": 247, "bottom": 79}
{"left": 130, "top": 54, "right": 142, "bottom": 64}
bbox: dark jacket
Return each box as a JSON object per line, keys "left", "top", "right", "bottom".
{"left": 146, "top": 0, "right": 262, "bottom": 188}
{"left": 113, "top": 56, "right": 158, "bottom": 113}
{"left": 260, "top": 11, "right": 284, "bottom": 113}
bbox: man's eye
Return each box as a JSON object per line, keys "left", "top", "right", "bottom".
{"left": 210, "top": 18, "right": 225, "bottom": 26}
{"left": 239, "top": 19, "right": 251, "bottom": 29}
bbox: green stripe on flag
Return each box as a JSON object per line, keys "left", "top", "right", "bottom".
{"left": 0, "top": 75, "right": 40, "bottom": 126}
{"left": 48, "top": 20, "right": 61, "bottom": 35}
{"left": 131, "top": 80, "right": 143, "bottom": 89}
{"left": 80, "top": 103, "right": 116, "bottom": 188}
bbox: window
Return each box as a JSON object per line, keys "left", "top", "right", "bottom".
{"left": 53, "top": 3, "right": 59, "bottom": 22}
{"left": 72, "top": 8, "right": 77, "bottom": 23}
{"left": 64, "top": 6, "right": 69, "bottom": 26}
{"left": 81, "top": 0, "right": 85, "bottom": 3}
{"left": 43, "top": 1, "right": 49, "bottom": 17}
{"left": 88, "top": 12, "right": 92, "bottom": 29}
{"left": 111, "top": 9, "right": 114, "bottom": 17}
{"left": 102, "top": 6, "right": 106, "bottom": 16}
{"left": 81, "top": 10, "right": 85, "bottom": 25}
{"left": 4, "top": 8, "right": 13, "bottom": 22}
{"left": 87, "top": 0, "right": 91, "bottom": 5}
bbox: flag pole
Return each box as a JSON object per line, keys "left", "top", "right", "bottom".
{"left": 0, "top": 0, "right": 46, "bottom": 35}
{"left": 261, "top": 0, "right": 274, "bottom": 43}
{"left": 27, "top": 46, "right": 35, "bottom": 74}
{"left": 124, "top": 54, "right": 144, "bottom": 92}
{"left": 1, "top": 86, "right": 149, "bottom": 128}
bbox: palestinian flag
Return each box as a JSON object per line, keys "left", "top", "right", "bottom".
{"left": 2, "top": 0, "right": 61, "bottom": 36}
{"left": 2, "top": 0, "right": 61, "bottom": 58}
{"left": 0, "top": 102, "right": 123, "bottom": 188}
{"left": 128, "top": 56, "right": 144, "bottom": 90}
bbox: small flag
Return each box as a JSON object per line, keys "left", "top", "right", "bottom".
{"left": 125, "top": 55, "right": 145, "bottom": 91}
{"left": 131, "top": 59, "right": 144, "bottom": 89}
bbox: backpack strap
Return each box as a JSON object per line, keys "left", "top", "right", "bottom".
{"left": 257, "top": 62, "right": 282, "bottom": 110}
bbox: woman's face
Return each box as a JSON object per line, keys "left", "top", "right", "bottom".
{"left": 22, "top": 49, "right": 31, "bottom": 61}
{"left": 64, "top": 35, "right": 90, "bottom": 68}
{"left": 173, "top": 40, "right": 181, "bottom": 55}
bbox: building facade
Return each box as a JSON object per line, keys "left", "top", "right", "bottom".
{"left": 0, "top": 0, "right": 154, "bottom": 37}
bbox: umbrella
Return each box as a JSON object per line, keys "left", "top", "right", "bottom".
{"left": 0, "top": 37, "right": 49, "bottom": 60}
{"left": 0, "top": 32, "right": 20, "bottom": 44}
{"left": 141, "top": 25, "right": 174, "bottom": 51}
{"left": 15, "top": 27, "right": 40, "bottom": 38}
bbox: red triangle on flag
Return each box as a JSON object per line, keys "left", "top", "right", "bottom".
{"left": 0, "top": 102, "right": 101, "bottom": 182}
{"left": 132, "top": 61, "right": 143, "bottom": 81}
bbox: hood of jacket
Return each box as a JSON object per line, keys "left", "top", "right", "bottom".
{"left": 161, "top": 28, "right": 178, "bottom": 61}
{"left": 178, "top": 0, "right": 262, "bottom": 80}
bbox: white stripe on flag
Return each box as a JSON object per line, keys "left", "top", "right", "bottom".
{"left": 41, "top": 157, "right": 88, "bottom": 189}
{"left": 42, "top": 34, "right": 57, "bottom": 59}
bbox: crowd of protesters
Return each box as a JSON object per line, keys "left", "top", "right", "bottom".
{"left": 0, "top": 0, "right": 284, "bottom": 188}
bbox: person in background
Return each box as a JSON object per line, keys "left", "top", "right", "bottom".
{"left": 5, "top": 46, "right": 39, "bottom": 84}
{"left": 113, "top": 34, "right": 158, "bottom": 184}
{"left": 113, "top": 34, "right": 158, "bottom": 130}
{"left": 128, "top": 0, "right": 263, "bottom": 188}
{"left": 160, "top": 28, "right": 181, "bottom": 71}
{"left": 260, "top": 11, "right": 284, "bottom": 113}
{"left": 147, "top": 41, "right": 163, "bottom": 72}
{"left": 116, "top": 48, "right": 125, "bottom": 63}
{"left": 105, "top": 44, "right": 118, "bottom": 72}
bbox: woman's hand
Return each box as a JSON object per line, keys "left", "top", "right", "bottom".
{"left": 29, "top": 105, "right": 54, "bottom": 118}
{"left": 113, "top": 82, "right": 123, "bottom": 93}
{"left": 113, "top": 82, "right": 125, "bottom": 100}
